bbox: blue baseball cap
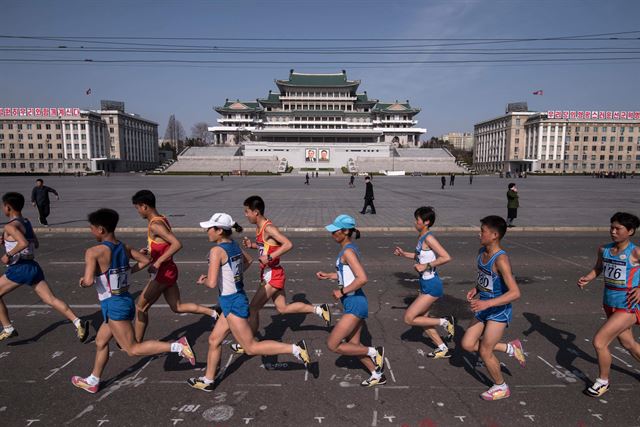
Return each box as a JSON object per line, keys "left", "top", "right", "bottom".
{"left": 325, "top": 214, "right": 356, "bottom": 232}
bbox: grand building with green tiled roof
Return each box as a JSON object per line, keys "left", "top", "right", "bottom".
{"left": 209, "top": 70, "right": 426, "bottom": 168}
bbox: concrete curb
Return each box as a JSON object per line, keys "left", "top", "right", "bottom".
{"left": 3, "top": 226, "right": 610, "bottom": 233}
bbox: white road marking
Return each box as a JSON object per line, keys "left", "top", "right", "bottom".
{"left": 44, "top": 356, "right": 77, "bottom": 380}
{"left": 384, "top": 357, "right": 396, "bottom": 383}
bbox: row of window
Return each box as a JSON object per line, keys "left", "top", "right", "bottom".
{"left": 0, "top": 143, "right": 62, "bottom": 150}
{"left": 541, "top": 163, "right": 638, "bottom": 170}
{"left": 0, "top": 123, "right": 61, "bottom": 130}
{"left": 0, "top": 162, "right": 88, "bottom": 170}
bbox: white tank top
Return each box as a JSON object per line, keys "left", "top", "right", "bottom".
{"left": 3, "top": 218, "right": 36, "bottom": 265}
{"left": 415, "top": 232, "right": 436, "bottom": 280}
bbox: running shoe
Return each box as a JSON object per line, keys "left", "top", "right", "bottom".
{"left": 509, "top": 339, "right": 526, "bottom": 368}
{"left": 295, "top": 339, "right": 311, "bottom": 368}
{"left": 0, "top": 328, "right": 18, "bottom": 342}
{"left": 177, "top": 336, "right": 196, "bottom": 366}
{"left": 71, "top": 376, "right": 99, "bottom": 394}
{"left": 370, "top": 346, "right": 385, "bottom": 371}
{"left": 319, "top": 303, "right": 332, "bottom": 327}
{"left": 361, "top": 372, "right": 387, "bottom": 387}
{"left": 480, "top": 384, "right": 511, "bottom": 401}
{"left": 76, "top": 320, "right": 89, "bottom": 342}
{"left": 586, "top": 380, "right": 610, "bottom": 397}
{"left": 230, "top": 343, "right": 245, "bottom": 354}
{"left": 187, "top": 377, "right": 215, "bottom": 392}
{"left": 427, "top": 347, "right": 452, "bottom": 359}
{"left": 445, "top": 315, "right": 455, "bottom": 341}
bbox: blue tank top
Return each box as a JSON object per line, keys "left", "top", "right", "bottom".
{"left": 602, "top": 242, "right": 640, "bottom": 309}
{"left": 415, "top": 232, "right": 438, "bottom": 280}
{"left": 476, "top": 248, "right": 508, "bottom": 300}
{"left": 336, "top": 243, "right": 365, "bottom": 297}
{"left": 215, "top": 241, "right": 245, "bottom": 296}
{"left": 94, "top": 241, "right": 130, "bottom": 301}
{"left": 4, "top": 217, "right": 36, "bottom": 265}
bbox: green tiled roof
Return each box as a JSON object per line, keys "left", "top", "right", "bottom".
{"left": 215, "top": 100, "right": 262, "bottom": 112}
{"left": 276, "top": 71, "right": 360, "bottom": 88}
{"left": 372, "top": 102, "right": 420, "bottom": 113}
{"left": 355, "top": 93, "right": 378, "bottom": 105}
{"left": 258, "top": 93, "right": 281, "bottom": 104}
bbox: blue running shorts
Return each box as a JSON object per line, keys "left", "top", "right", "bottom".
{"left": 341, "top": 293, "right": 369, "bottom": 319}
{"left": 5, "top": 260, "right": 45, "bottom": 287}
{"left": 100, "top": 294, "right": 135, "bottom": 322}
{"left": 219, "top": 292, "right": 250, "bottom": 319}
{"left": 475, "top": 303, "right": 512, "bottom": 324}
{"left": 419, "top": 276, "right": 443, "bottom": 297}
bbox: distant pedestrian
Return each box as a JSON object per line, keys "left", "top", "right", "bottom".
{"left": 450, "top": 173, "right": 455, "bottom": 186}
{"left": 316, "top": 171, "right": 319, "bottom": 178}
{"left": 349, "top": 174, "right": 355, "bottom": 188}
{"left": 360, "top": 176, "right": 376, "bottom": 215}
{"left": 469, "top": 174, "right": 473, "bottom": 185}
{"left": 305, "top": 173, "right": 310, "bottom": 185}
{"left": 506, "top": 183, "right": 519, "bottom": 228}
{"left": 220, "top": 173, "right": 224, "bottom": 181}
{"left": 440, "top": 176, "right": 446, "bottom": 190}
{"left": 31, "top": 178, "right": 59, "bottom": 225}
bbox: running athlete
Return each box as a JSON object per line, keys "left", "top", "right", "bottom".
{"left": 577, "top": 212, "right": 640, "bottom": 397}
{"left": 461, "top": 215, "right": 526, "bottom": 401}
{"left": 0, "top": 192, "right": 88, "bottom": 342}
{"left": 393, "top": 206, "right": 455, "bottom": 358}
{"left": 316, "top": 214, "right": 386, "bottom": 387}
{"left": 72, "top": 208, "right": 196, "bottom": 394}
{"left": 132, "top": 190, "right": 219, "bottom": 342}
{"left": 230, "top": 195, "right": 330, "bottom": 354}
{"left": 187, "top": 213, "right": 311, "bottom": 392}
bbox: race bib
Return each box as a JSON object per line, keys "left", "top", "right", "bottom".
{"left": 95, "top": 280, "right": 112, "bottom": 301}
{"left": 108, "top": 267, "right": 129, "bottom": 291}
{"left": 603, "top": 258, "right": 626, "bottom": 286}
{"left": 476, "top": 269, "right": 494, "bottom": 292}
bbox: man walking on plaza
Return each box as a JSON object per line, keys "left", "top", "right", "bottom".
{"left": 31, "top": 179, "right": 59, "bottom": 226}
{"left": 506, "top": 183, "right": 519, "bottom": 228}
{"left": 360, "top": 176, "right": 376, "bottom": 214}
{"left": 441, "top": 176, "right": 446, "bottom": 190}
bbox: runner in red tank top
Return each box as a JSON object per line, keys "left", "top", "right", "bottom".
{"left": 228, "top": 195, "right": 331, "bottom": 354}
{"left": 132, "top": 190, "right": 220, "bottom": 342}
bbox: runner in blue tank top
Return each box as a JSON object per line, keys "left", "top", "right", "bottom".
{"left": 393, "top": 206, "right": 455, "bottom": 358}
{"left": 188, "top": 213, "right": 311, "bottom": 392}
{"left": 0, "top": 191, "right": 88, "bottom": 343}
{"left": 316, "top": 214, "right": 386, "bottom": 387}
{"left": 71, "top": 208, "right": 196, "bottom": 394}
{"left": 577, "top": 212, "right": 640, "bottom": 397}
{"left": 461, "top": 216, "right": 526, "bottom": 401}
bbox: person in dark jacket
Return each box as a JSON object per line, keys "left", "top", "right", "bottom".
{"left": 360, "top": 176, "right": 376, "bottom": 214}
{"left": 506, "top": 183, "right": 519, "bottom": 227}
{"left": 31, "top": 179, "right": 59, "bottom": 225}
{"left": 441, "top": 176, "right": 446, "bottom": 190}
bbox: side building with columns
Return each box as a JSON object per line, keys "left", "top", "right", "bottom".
{"left": 474, "top": 105, "right": 640, "bottom": 174}
{"left": 0, "top": 102, "right": 158, "bottom": 174}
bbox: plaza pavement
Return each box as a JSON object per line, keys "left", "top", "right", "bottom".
{"left": 0, "top": 174, "right": 638, "bottom": 232}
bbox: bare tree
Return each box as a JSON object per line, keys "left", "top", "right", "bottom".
{"left": 191, "top": 122, "right": 212, "bottom": 145}
{"left": 164, "top": 114, "right": 186, "bottom": 151}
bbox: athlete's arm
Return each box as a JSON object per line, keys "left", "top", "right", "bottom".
{"left": 0, "top": 222, "right": 28, "bottom": 264}
{"left": 577, "top": 246, "right": 604, "bottom": 289}
{"left": 260, "top": 225, "right": 293, "bottom": 265}
{"left": 200, "top": 247, "right": 225, "bottom": 288}
{"left": 393, "top": 246, "right": 414, "bottom": 259}
{"left": 316, "top": 271, "right": 338, "bottom": 280}
{"left": 241, "top": 248, "right": 253, "bottom": 271}
{"left": 626, "top": 247, "right": 640, "bottom": 306}
{"left": 242, "top": 236, "right": 257, "bottom": 250}
{"left": 150, "top": 221, "right": 182, "bottom": 268}
{"left": 126, "top": 244, "right": 152, "bottom": 273}
{"left": 80, "top": 247, "right": 100, "bottom": 287}
{"left": 470, "top": 253, "right": 520, "bottom": 312}
{"left": 340, "top": 248, "right": 368, "bottom": 293}
{"left": 422, "top": 234, "right": 452, "bottom": 268}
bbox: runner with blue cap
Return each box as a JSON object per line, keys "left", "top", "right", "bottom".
{"left": 317, "top": 214, "right": 386, "bottom": 387}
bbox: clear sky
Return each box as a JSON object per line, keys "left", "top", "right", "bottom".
{"left": 2, "top": 0, "right": 639, "bottom": 139}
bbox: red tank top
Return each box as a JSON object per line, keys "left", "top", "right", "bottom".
{"left": 147, "top": 216, "right": 174, "bottom": 264}
{"left": 256, "top": 220, "right": 281, "bottom": 269}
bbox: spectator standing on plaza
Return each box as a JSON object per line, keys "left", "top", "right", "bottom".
{"left": 441, "top": 176, "right": 446, "bottom": 190}
{"left": 469, "top": 174, "right": 474, "bottom": 185}
{"left": 506, "top": 183, "right": 519, "bottom": 228}
{"left": 450, "top": 173, "right": 455, "bottom": 186}
{"left": 360, "top": 176, "right": 376, "bottom": 215}
{"left": 305, "top": 173, "right": 310, "bottom": 185}
{"left": 349, "top": 174, "right": 355, "bottom": 188}
{"left": 31, "top": 179, "right": 59, "bottom": 226}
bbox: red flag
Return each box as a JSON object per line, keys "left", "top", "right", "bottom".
{"left": 86, "top": 88, "right": 92, "bottom": 95}
{"left": 532, "top": 90, "right": 543, "bottom": 95}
